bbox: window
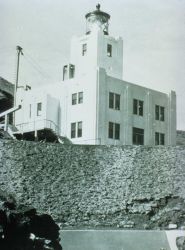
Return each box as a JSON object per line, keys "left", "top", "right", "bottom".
{"left": 107, "top": 44, "right": 112, "bottom": 57}
{"left": 71, "top": 122, "right": 83, "bottom": 138}
{"left": 72, "top": 93, "right": 77, "bottom": 105}
{"left": 108, "top": 122, "right": 114, "bottom": 139}
{"left": 115, "top": 123, "right": 120, "bottom": 140}
{"left": 155, "top": 105, "right": 165, "bottom": 121}
{"left": 77, "top": 121, "right": 82, "bottom": 137}
{"left": 82, "top": 43, "right": 87, "bottom": 56}
{"left": 69, "top": 64, "right": 75, "bottom": 78}
{"left": 109, "top": 92, "right": 120, "bottom": 110}
{"left": 63, "top": 64, "right": 75, "bottom": 80}
{"left": 72, "top": 92, "right": 83, "bottom": 105}
{"left": 133, "top": 99, "right": 143, "bottom": 116}
{"left": 133, "top": 127, "right": 144, "bottom": 145}
{"left": 78, "top": 92, "right": 83, "bottom": 104}
{"left": 71, "top": 123, "right": 76, "bottom": 138}
{"left": 37, "top": 102, "right": 42, "bottom": 116}
{"left": 108, "top": 122, "right": 120, "bottom": 140}
{"left": 155, "top": 132, "right": 165, "bottom": 145}
{"left": 115, "top": 94, "right": 120, "bottom": 110}
{"left": 63, "top": 65, "right": 68, "bottom": 80}
{"left": 109, "top": 92, "right": 114, "bottom": 109}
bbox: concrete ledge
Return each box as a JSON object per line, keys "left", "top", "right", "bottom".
{"left": 61, "top": 230, "right": 185, "bottom": 250}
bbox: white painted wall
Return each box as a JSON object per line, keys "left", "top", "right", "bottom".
{"left": 70, "top": 29, "right": 123, "bottom": 79}
{"left": 97, "top": 68, "right": 176, "bottom": 145}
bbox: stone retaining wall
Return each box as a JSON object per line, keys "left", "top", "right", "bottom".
{"left": 0, "top": 139, "right": 185, "bottom": 229}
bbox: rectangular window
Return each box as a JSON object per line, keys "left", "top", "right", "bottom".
{"left": 71, "top": 122, "right": 83, "bottom": 138}
{"left": 160, "top": 106, "right": 165, "bottom": 121}
{"left": 37, "top": 102, "right": 42, "bottom": 116}
{"left": 78, "top": 92, "right": 83, "bottom": 104}
{"left": 155, "top": 105, "right": 159, "bottom": 120}
{"left": 133, "top": 99, "right": 138, "bottom": 115}
{"left": 82, "top": 43, "right": 87, "bottom": 56}
{"left": 138, "top": 100, "right": 143, "bottom": 116}
{"left": 72, "top": 93, "right": 77, "bottom": 105}
{"left": 69, "top": 64, "right": 75, "bottom": 79}
{"left": 108, "top": 122, "right": 120, "bottom": 140}
{"left": 133, "top": 99, "right": 143, "bottom": 116}
{"left": 115, "top": 123, "right": 120, "bottom": 140}
{"left": 108, "top": 122, "right": 114, "bottom": 139}
{"left": 71, "top": 123, "right": 76, "bottom": 138}
{"left": 109, "top": 92, "right": 114, "bottom": 109}
{"left": 107, "top": 44, "right": 112, "bottom": 57}
{"left": 155, "top": 105, "right": 165, "bottom": 121}
{"left": 109, "top": 92, "right": 120, "bottom": 110}
{"left": 77, "top": 121, "right": 82, "bottom": 137}
{"left": 133, "top": 127, "right": 144, "bottom": 145}
{"left": 115, "top": 94, "right": 120, "bottom": 110}
{"left": 63, "top": 65, "right": 68, "bottom": 81}
{"left": 155, "top": 132, "right": 165, "bottom": 145}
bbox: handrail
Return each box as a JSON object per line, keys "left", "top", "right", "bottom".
{"left": 16, "top": 119, "right": 59, "bottom": 134}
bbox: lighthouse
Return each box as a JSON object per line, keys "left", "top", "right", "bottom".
{"left": 14, "top": 5, "right": 176, "bottom": 145}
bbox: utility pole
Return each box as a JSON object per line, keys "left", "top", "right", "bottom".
{"left": 13, "top": 46, "right": 23, "bottom": 124}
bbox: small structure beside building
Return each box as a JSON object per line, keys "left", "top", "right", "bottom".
{"left": 0, "top": 77, "right": 14, "bottom": 115}
{"left": 0, "top": 77, "right": 14, "bottom": 127}
{"left": 14, "top": 5, "right": 176, "bottom": 145}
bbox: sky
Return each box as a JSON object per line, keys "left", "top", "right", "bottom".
{"left": 0, "top": 0, "right": 185, "bottom": 129}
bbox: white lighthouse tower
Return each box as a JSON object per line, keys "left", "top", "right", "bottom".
{"left": 69, "top": 4, "right": 123, "bottom": 80}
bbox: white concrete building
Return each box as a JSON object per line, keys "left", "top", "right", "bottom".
{"left": 15, "top": 5, "right": 176, "bottom": 145}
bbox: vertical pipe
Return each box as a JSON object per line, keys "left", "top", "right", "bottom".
{"left": 14, "top": 46, "right": 23, "bottom": 124}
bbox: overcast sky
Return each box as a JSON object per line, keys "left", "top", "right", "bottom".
{"left": 0, "top": 0, "right": 185, "bottom": 129}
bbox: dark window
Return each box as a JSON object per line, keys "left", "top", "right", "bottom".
{"left": 133, "top": 99, "right": 143, "bottom": 116}
{"left": 155, "top": 132, "right": 159, "bottom": 145}
{"left": 109, "top": 92, "right": 120, "bottom": 110}
{"left": 133, "top": 99, "right": 138, "bottom": 115}
{"left": 107, "top": 44, "right": 112, "bottom": 57}
{"left": 155, "top": 132, "right": 165, "bottom": 145}
{"left": 108, "top": 122, "right": 114, "bottom": 139}
{"left": 109, "top": 92, "right": 114, "bottom": 109}
{"left": 133, "top": 127, "right": 144, "bottom": 145}
{"left": 115, "top": 94, "right": 120, "bottom": 110}
{"left": 78, "top": 92, "right": 83, "bottom": 104}
{"left": 155, "top": 105, "right": 165, "bottom": 121}
{"left": 155, "top": 105, "right": 159, "bottom": 120}
{"left": 77, "top": 121, "right": 82, "bottom": 137}
{"left": 69, "top": 64, "right": 75, "bottom": 78}
{"left": 72, "top": 93, "right": 77, "bottom": 105}
{"left": 139, "top": 100, "right": 143, "bottom": 116}
{"left": 63, "top": 65, "right": 68, "bottom": 80}
{"left": 160, "top": 133, "right": 165, "bottom": 145}
{"left": 82, "top": 43, "right": 87, "bottom": 56}
{"left": 160, "top": 107, "right": 165, "bottom": 121}
{"left": 115, "top": 123, "right": 120, "bottom": 140}
{"left": 71, "top": 123, "right": 76, "bottom": 138}
{"left": 37, "top": 102, "right": 42, "bottom": 116}
{"left": 108, "top": 122, "right": 120, "bottom": 140}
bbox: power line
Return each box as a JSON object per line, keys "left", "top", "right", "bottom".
{"left": 23, "top": 51, "right": 53, "bottom": 80}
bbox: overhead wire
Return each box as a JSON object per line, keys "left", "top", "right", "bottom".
{"left": 23, "top": 50, "right": 54, "bottom": 80}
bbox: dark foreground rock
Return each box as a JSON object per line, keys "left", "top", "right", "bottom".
{"left": 0, "top": 191, "right": 62, "bottom": 250}
{"left": 176, "top": 236, "right": 185, "bottom": 250}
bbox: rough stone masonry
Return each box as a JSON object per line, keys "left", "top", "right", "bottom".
{"left": 0, "top": 139, "right": 185, "bottom": 229}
